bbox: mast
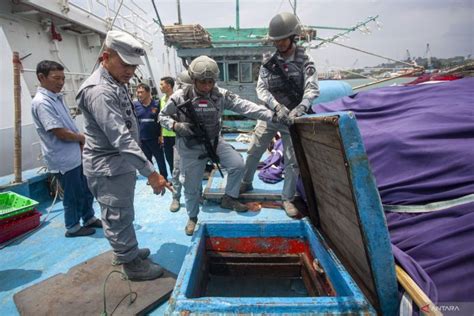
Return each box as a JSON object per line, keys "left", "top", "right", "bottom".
{"left": 236, "top": 0, "right": 240, "bottom": 31}
{"left": 425, "top": 43, "right": 432, "bottom": 69}
{"left": 177, "top": 0, "right": 182, "bottom": 25}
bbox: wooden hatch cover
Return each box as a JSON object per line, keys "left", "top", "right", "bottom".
{"left": 290, "top": 112, "right": 399, "bottom": 315}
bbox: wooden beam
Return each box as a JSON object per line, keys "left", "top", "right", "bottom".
{"left": 395, "top": 265, "right": 443, "bottom": 316}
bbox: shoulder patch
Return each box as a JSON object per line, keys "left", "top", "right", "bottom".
{"left": 262, "top": 51, "right": 274, "bottom": 63}
{"left": 305, "top": 66, "right": 316, "bottom": 76}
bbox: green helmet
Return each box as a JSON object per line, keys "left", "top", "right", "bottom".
{"left": 188, "top": 55, "right": 220, "bottom": 81}
{"left": 268, "top": 12, "right": 301, "bottom": 41}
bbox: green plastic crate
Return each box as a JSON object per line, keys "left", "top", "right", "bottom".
{"left": 0, "top": 191, "right": 39, "bottom": 220}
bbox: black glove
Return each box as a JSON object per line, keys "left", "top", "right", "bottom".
{"left": 173, "top": 122, "right": 195, "bottom": 137}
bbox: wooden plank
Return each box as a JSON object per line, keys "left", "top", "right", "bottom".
{"left": 13, "top": 251, "right": 176, "bottom": 316}
{"left": 209, "top": 261, "right": 302, "bottom": 277}
{"left": 207, "top": 251, "right": 301, "bottom": 263}
{"left": 203, "top": 169, "right": 283, "bottom": 201}
{"left": 292, "top": 114, "right": 399, "bottom": 315}
{"left": 300, "top": 253, "right": 336, "bottom": 297}
{"left": 297, "top": 119, "right": 376, "bottom": 302}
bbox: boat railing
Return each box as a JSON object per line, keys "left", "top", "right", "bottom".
{"left": 21, "top": 68, "right": 89, "bottom": 111}
{"left": 69, "top": 0, "right": 155, "bottom": 43}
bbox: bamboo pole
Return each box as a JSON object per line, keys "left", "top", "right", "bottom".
{"left": 353, "top": 67, "right": 423, "bottom": 91}
{"left": 13, "top": 52, "right": 22, "bottom": 183}
{"left": 395, "top": 265, "right": 443, "bottom": 316}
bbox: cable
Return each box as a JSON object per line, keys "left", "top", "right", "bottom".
{"left": 91, "top": 0, "right": 126, "bottom": 73}
{"left": 101, "top": 270, "right": 137, "bottom": 316}
{"left": 150, "top": 0, "right": 164, "bottom": 30}
{"left": 318, "top": 39, "right": 421, "bottom": 69}
{"left": 274, "top": 0, "right": 284, "bottom": 15}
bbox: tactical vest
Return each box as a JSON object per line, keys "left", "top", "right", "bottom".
{"left": 263, "top": 46, "right": 307, "bottom": 109}
{"left": 179, "top": 85, "right": 222, "bottom": 148}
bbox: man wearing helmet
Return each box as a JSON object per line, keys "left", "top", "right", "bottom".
{"left": 159, "top": 55, "right": 289, "bottom": 235}
{"left": 240, "top": 12, "right": 320, "bottom": 218}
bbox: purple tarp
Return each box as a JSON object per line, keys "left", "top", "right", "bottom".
{"left": 313, "top": 78, "right": 474, "bottom": 206}
{"left": 310, "top": 78, "right": 474, "bottom": 310}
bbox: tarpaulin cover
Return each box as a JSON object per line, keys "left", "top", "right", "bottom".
{"left": 309, "top": 78, "right": 474, "bottom": 310}
{"left": 313, "top": 78, "right": 474, "bottom": 206}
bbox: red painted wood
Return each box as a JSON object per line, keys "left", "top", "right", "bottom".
{"left": 206, "top": 237, "right": 314, "bottom": 260}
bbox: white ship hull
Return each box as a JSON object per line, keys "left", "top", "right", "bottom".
{"left": 0, "top": 0, "right": 168, "bottom": 177}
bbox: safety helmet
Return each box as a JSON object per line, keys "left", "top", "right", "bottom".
{"left": 188, "top": 55, "right": 220, "bottom": 81}
{"left": 177, "top": 70, "right": 192, "bottom": 85}
{"left": 268, "top": 12, "right": 301, "bottom": 41}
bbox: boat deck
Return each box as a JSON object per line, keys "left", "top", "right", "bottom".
{"left": 0, "top": 137, "right": 292, "bottom": 315}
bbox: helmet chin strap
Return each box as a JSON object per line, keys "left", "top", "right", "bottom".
{"left": 279, "top": 41, "right": 294, "bottom": 55}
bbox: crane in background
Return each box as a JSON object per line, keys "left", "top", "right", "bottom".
{"left": 405, "top": 49, "right": 411, "bottom": 62}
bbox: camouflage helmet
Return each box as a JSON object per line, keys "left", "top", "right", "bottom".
{"left": 177, "top": 70, "right": 192, "bottom": 85}
{"left": 268, "top": 12, "right": 301, "bottom": 41}
{"left": 188, "top": 55, "right": 220, "bottom": 81}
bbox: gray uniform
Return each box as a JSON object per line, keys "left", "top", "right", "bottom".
{"left": 243, "top": 46, "right": 319, "bottom": 201}
{"left": 76, "top": 65, "right": 155, "bottom": 263}
{"left": 159, "top": 86, "right": 275, "bottom": 218}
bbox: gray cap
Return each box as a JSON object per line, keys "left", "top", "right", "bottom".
{"left": 105, "top": 30, "right": 145, "bottom": 65}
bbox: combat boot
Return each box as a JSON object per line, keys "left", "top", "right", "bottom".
{"left": 283, "top": 200, "right": 299, "bottom": 218}
{"left": 169, "top": 198, "right": 180, "bottom": 212}
{"left": 221, "top": 194, "right": 248, "bottom": 212}
{"left": 239, "top": 182, "right": 253, "bottom": 194}
{"left": 112, "top": 248, "right": 151, "bottom": 266}
{"left": 185, "top": 217, "right": 198, "bottom": 236}
{"left": 122, "top": 256, "right": 164, "bottom": 281}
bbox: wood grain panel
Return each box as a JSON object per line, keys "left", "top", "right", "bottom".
{"left": 293, "top": 117, "right": 377, "bottom": 305}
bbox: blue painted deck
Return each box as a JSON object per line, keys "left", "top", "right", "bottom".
{"left": 0, "top": 141, "right": 291, "bottom": 315}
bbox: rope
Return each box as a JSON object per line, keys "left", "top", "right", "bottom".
{"left": 317, "top": 38, "right": 420, "bottom": 69}
{"left": 150, "top": 0, "right": 164, "bottom": 30}
{"left": 91, "top": 0, "right": 126, "bottom": 73}
{"left": 101, "top": 270, "right": 137, "bottom": 316}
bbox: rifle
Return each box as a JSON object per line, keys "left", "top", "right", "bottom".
{"left": 175, "top": 100, "right": 224, "bottom": 178}
{"left": 263, "top": 54, "right": 303, "bottom": 108}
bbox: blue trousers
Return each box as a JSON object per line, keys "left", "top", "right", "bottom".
{"left": 163, "top": 136, "right": 175, "bottom": 173}
{"left": 140, "top": 139, "right": 168, "bottom": 179}
{"left": 57, "top": 165, "right": 95, "bottom": 230}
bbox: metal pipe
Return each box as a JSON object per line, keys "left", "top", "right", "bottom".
{"left": 13, "top": 52, "right": 22, "bottom": 183}
{"left": 176, "top": 0, "right": 182, "bottom": 24}
{"left": 235, "top": 0, "right": 240, "bottom": 31}
{"left": 212, "top": 39, "right": 268, "bottom": 44}
{"left": 353, "top": 68, "right": 422, "bottom": 91}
